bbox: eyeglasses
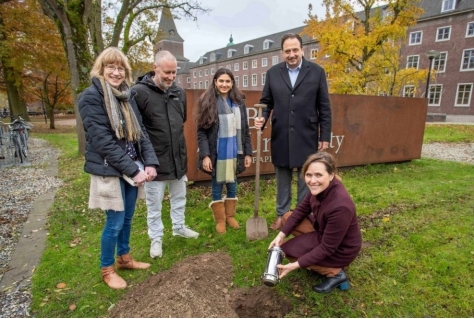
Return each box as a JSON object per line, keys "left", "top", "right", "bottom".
{"left": 105, "top": 64, "right": 125, "bottom": 74}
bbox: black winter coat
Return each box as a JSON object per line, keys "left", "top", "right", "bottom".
{"left": 78, "top": 77, "right": 159, "bottom": 178}
{"left": 260, "top": 57, "right": 332, "bottom": 168}
{"left": 132, "top": 73, "right": 187, "bottom": 181}
{"left": 197, "top": 100, "right": 253, "bottom": 176}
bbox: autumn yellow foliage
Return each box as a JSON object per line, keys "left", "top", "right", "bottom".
{"left": 303, "top": 0, "right": 429, "bottom": 96}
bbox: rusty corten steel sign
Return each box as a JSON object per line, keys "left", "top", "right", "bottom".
{"left": 184, "top": 90, "right": 428, "bottom": 182}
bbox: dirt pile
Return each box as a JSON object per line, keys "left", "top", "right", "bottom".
{"left": 109, "top": 252, "right": 291, "bottom": 318}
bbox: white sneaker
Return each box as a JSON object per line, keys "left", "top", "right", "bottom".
{"left": 150, "top": 239, "right": 162, "bottom": 258}
{"left": 172, "top": 226, "right": 199, "bottom": 238}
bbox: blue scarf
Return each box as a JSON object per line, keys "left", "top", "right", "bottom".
{"left": 216, "top": 96, "right": 242, "bottom": 183}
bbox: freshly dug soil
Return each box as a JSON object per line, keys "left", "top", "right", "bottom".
{"left": 109, "top": 252, "right": 292, "bottom": 318}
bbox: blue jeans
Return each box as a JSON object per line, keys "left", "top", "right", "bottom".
{"left": 211, "top": 176, "right": 237, "bottom": 201}
{"left": 100, "top": 178, "right": 138, "bottom": 268}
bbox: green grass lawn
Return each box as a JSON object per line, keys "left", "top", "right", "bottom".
{"left": 29, "top": 124, "right": 474, "bottom": 317}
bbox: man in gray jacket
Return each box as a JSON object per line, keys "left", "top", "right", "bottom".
{"left": 133, "top": 51, "right": 198, "bottom": 258}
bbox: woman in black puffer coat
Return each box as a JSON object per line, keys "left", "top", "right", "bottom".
{"left": 78, "top": 47, "right": 159, "bottom": 290}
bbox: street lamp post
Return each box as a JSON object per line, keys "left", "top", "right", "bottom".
{"left": 425, "top": 50, "right": 441, "bottom": 99}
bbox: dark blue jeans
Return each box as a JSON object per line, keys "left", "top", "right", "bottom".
{"left": 211, "top": 175, "right": 237, "bottom": 201}
{"left": 100, "top": 178, "right": 138, "bottom": 268}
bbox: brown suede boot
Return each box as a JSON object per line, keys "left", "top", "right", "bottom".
{"left": 101, "top": 265, "right": 127, "bottom": 289}
{"left": 224, "top": 197, "right": 240, "bottom": 229}
{"left": 210, "top": 200, "right": 226, "bottom": 234}
{"left": 116, "top": 253, "right": 151, "bottom": 270}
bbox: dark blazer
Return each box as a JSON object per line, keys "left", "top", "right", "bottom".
{"left": 197, "top": 100, "right": 253, "bottom": 176}
{"left": 259, "top": 57, "right": 332, "bottom": 168}
{"left": 78, "top": 77, "right": 159, "bottom": 178}
{"left": 280, "top": 179, "right": 362, "bottom": 268}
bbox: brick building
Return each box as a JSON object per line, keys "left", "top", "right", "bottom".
{"left": 159, "top": 0, "right": 474, "bottom": 116}
{"left": 401, "top": 0, "right": 474, "bottom": 115}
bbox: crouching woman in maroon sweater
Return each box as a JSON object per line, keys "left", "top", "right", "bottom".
{"left": 268, "top": 152, "right": 362, "bottom": 293}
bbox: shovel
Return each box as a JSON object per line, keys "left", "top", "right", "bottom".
{"left": 246, "top": 104, "right": 269, "bottom": 240}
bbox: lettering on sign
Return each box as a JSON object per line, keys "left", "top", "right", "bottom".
{"left": 252, "top": 156, "right": 272, "bottom": 163}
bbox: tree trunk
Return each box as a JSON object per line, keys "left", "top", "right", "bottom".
{"left": 38, "top": 0, "right": 93, "bottom": 154}
{"left": 47, "top": 104, "right": 55, "bottom": 129}
{"left": 4, "top": 65, "right": 28, "bottom": 120}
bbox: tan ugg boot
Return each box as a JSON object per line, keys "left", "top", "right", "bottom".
{"left": 116, "top": 253, "right": 151, "bottom": 270}
{"left": 224, "top": 197, "right": 240, "bottom": 229}
{"left": 210, "top": 200, "right": 226, "bottom": 234}
{"left": 101, "top": 265, "right": 127, "bottom": 289}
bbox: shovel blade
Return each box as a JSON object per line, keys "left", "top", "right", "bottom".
{"left": 246, "top": 217, "right": 268, "bottom": 240}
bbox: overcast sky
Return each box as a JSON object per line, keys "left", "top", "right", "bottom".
{"left": 172, "top": 0, "right": 326, "bottom": 62}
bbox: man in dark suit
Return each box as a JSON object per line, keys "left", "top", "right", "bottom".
{"left": 255, "top": 33, "right": 332, "bottom": 230}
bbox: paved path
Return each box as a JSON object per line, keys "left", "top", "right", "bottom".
{"left": 0, "top": 158, "right": 58, "bottom": 291}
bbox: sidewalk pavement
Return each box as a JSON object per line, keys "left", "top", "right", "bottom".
{"left": 0, "top": 157, "right": 58, "bottom": 291}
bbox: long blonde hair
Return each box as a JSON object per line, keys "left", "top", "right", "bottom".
{"left": 90, "top": 47, "right": 133, "bottom": 85}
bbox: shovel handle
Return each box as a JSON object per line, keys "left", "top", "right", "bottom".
{"left": 253, "top": 104, "right": 266, "bottom": 217}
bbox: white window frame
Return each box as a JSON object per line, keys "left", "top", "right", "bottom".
{"left": 272, "top": 56, "right": 279, "bottom": 65}
{"left": 243, "top": 75, "right": 248, "bottom": 87}
{"left": 252, "top": 59, "right": 257, "bottom": 68}
{"left": 460, "top": 49, "right": 474, "bottom": 71}
{"left": 210, "top": 53, "right": 216, "bottom": 62}
{"left": 187, "top": 77, "right": 190, "bottom": 83}
{"left": 406, "top": 55, "right": 419, "bottom": 69}
{"left": 433, "top": 52, "right": 448, "bottom": 73}
{"left": 199, "top": 81, "right": 202, "bottom": 89}
{"left": 234, "top": 76, "right": 239, "bottom": 88}
{"left": 436, "top": 26, "right": 451, "bottom": 42}
{"left": 467, "top": 22, "right": 474, "bottom": 38}
{"left": 454, "top": 83, "right": 473, "bottom": 107}
{"left": 409, "top": 31, "right": 422, "bottom": 45}
{"left": 441, "top": 0, "right": 455, "bottom": 12}
{"left": 177, "top": 77, "right": 181, "bottom": 83}
{"left": 199, "top": 70, "right": 202, "bottom": 77}
{"left": 261, "top": 73, "right": 266, "bottom": 86}
{"left": 204, "top": 69, "right": 209, "bottom": 76}
{"left": 244, "top": 44, "right": 253, "bottom": 54}
{"left": 251, "top": 74, "right": 257, "bottom": 86}
{"left": 403, "top": 85, "right": 415, "bottom": 97}
{"left": 193, "top": 71, "right": 197, "bottom": 78}
{"left": 263, "top": 39, "right": 273, "bottom": 50}
{"left": 205, "top": 80, "right": 209, "bottom": 89}
{"left": 226, "top": 64, "right": 231, "bottom": 70}
{"left": 243, "top": 61, "right": 248, "bottom": 70}
{"left": 428, "top": 85, "right": 443, "bottom": 106}
{"left": 211, "top": 67, "right": 215, "bottom": 75}
{"left": 199, "top": 56, "right": 207, "bottom": 64}
{"left": 234, "top": 63, "right": 239, "bottom": 71}
{"left": 262, "top": 58, "right": 268, "bottom": 67}
{"left": 227, "top": 49, "right": 236, "bottom": 58}
{"left": 310, "top": 49, "right": 318, "bottom": 60}
{"left": 193, "top": 82, "right": 197, "bottom": 89}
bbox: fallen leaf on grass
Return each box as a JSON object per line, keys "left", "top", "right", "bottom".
{"left": 56, "top": 282, "right": 67, "bottom": 289}
{"left": 69, "top": 304, "right": 76, "bottom": 311}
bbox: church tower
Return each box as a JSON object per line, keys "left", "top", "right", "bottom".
{"left": 154, "top": 7, "right": 188, "bottom": 63}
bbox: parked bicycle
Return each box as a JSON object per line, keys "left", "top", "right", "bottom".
{"left": 8, "top": 115, "right": 33, "bottom": 164}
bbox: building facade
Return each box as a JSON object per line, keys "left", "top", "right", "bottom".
{"left": 162, "top": 0, "right": 474, "bottom": 116}
{"left": 401, "top": 0, "right": 474, "bottom": 115}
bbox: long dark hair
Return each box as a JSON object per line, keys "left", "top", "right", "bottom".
{"left": 195, "top": 68, "right": 245, "bottom": 129}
